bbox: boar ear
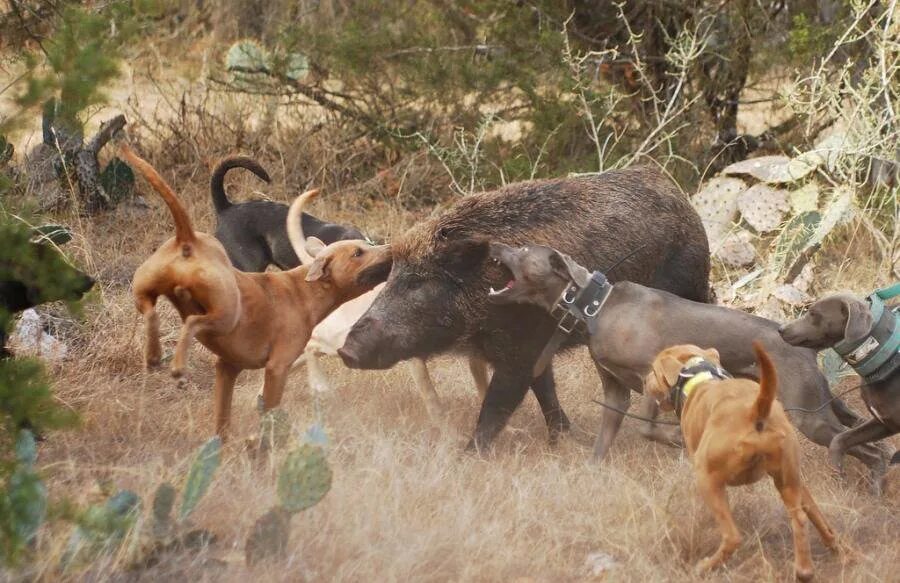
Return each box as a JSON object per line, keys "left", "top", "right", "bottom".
{"left": 442, "top": 237, "right": 490, "bottom": 274}
{"left": 842, "top": 298, "right": 873, "bottom": 342}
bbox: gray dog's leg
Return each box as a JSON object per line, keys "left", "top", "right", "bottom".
{"left": 636, "top": 398, "right": 683, "bottom": 448}
{"left": 829, "top": 418, "right": 894, "bottom": 474}
{"left": 830, "top": 397, "right": 864, "bottom": 428}
{"left": 591, "top": 366, "right": 631, "bottom": 463}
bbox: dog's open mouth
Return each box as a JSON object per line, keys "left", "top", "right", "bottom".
{"left": 488, "top": 256, "right": 517, "bottom": 297}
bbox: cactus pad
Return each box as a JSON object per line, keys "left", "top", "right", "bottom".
{"left": 692, "top": 177, "right": 745, "bottom": 249}
{"left": 245, "top": 506, "right": 291, "bottom": 566}
{"left": 737, "top": 183, "right": 790, "bottom": 233}
{"left": 714, "top": 230, "right": 756, "bottom": 267}
{"left": 8, "top": 466, "right": 47, "bottom": 543}
{"left": 179, "top": 437, "right": 221, "bottom": 522}
{"left": 789, "top": 181, "right": 820, "bottom": 214}
{"left": 259, "top": 408, "right": 292, "bottom": 452}
{"left": 722, "top": 154, "right": 820, "bottom": 184}
{"left": 277, "top": 443, "right": 332, "bottom": 514}
{"left": 15, "top": 429, "right": 38, "bottom": 467}
{"left": 283, "top": 52, "right": 310, "bottom": 81}
{"left": 226, "top": 40, "right": 269, "bottom": 74}
{"left": 152, "top": 482, "right": 176, "bottom": 536}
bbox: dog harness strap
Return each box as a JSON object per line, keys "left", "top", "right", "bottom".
{"left": 669, "top": 357, "right": 732, "bottom": 418}
{"left": 834, "top": 293, "right": 900, "bottom": 382}
{"left": 533, "top": 271, "right": 612, "bottom": 377}
{"left": 875, "top": 282, "right": 900, "bottom": 301}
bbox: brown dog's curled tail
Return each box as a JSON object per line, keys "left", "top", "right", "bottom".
{"left": 751, "top": 341, "right": 777, "bottom": 430}
{"left": 286, "top": 189, "right": 319, "bottom": 265}
{"left": 119, "top": 143, "right": 196, "bottom": 247}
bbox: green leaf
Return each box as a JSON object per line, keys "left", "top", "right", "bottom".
{"left": 277, "top": 443, "right": 332, "bottom": 514}
{"left": 179, "top": 437, "right": 221, "bottom": 522}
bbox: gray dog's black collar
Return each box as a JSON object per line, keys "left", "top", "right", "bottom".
{"left": 533, "top": 271, "right": 612, "bottom": 376}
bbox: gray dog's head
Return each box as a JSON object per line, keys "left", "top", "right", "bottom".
{"left": 486, "top": 242, "right": 591, "bottom": 312}
{"left": 779, "top": 294, "right": 873, "bottom": 349}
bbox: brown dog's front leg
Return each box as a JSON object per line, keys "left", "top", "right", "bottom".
{"left": 261, "top": 363, "right": 291, "bottom": 411}
{"left": 136, "top": 294, "right": 162, "bottom": 369}
{"left": 213, "top": 360, "right": 241, "bottom": 438}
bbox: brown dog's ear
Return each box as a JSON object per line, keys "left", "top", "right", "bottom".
{"left": 306, "top": 236, "right": 326, "bottom": 258}
{"left": 656, "top": 354, "right": 685, "bottom": 388}
{"left": 549, "top": 250, "right": 591, "bottom": 287}
{"left": 842, "top": 298, "right": 873, "bottom": 342}
{"left": 306, "top": 256, "right": 331, "bottom": 282}
{"left": 702, "top": 347, "right": 721, "bottom": 364}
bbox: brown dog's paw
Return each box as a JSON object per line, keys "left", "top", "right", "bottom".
{"left": 794, "top": 567, "right": 814, "bottom": 582}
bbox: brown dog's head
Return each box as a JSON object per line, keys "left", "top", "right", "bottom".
{"left": 486, "top": 242, "right": 590, "bottom": 311}
{"left": 779, "top": 294, "right": 873, "bottom": 349}
{"left": 304, "top": 237, "right": 392, "bottom": 299}
{"left": 645, "top": 344, "right": 721, "bottom": 411}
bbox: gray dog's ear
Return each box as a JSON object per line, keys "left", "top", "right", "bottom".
{"left": 842, "top": 298, "right": 873, "bottom": 342}
{"left": 549, "top": 251, "right": 591, "bottom": 287}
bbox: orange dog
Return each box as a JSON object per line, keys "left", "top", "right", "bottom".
{"left": 645, "top": 342, "right": 838, "bottom": 581}
{"left": 123, "top": 144, "right": 390, "bottom": 437}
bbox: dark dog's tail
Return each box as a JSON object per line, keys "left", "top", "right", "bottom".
{"left": 751, "top": 341, "right": 777, "bottom": 430}
{"left": 210, "top": 156, "right": 271, "bottom": 213}
{"left": 119, "top": 143, "right": 196, "bottom": 246}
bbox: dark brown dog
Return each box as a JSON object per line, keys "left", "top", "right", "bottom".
{"left": 485, "top": 242, "right": 887, "bottom": 487}
{"left": 780, "top": 293, "right": 900, "bottom": 471}
{"left": 124, "top": 144, "right": 389, "bottom": 437}
{"left": 646, "top": 342, "right": 839, "bottom": 580}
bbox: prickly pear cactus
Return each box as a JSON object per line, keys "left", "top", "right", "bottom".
{"left": 692, "top": 177, "right": 745, "bottom": 250}
{"left": 62, "top": 490, "right": 141, "bottom": 568}
{"left": 282, "top": 52, "right": 310, "bottom": 81}
{"left": 737, "top": 183, "right": 790, "bottom": 233}
{"left": 152, "top": 482, "right": 176, "bottom": 537}
{"left": 244, "top": 506, "right": 291, "bottom": 566}
{"left": 277, "top": 443, "right": 332, "bottom": 514}
{"left": 179, "top": 437, "right": 221, "bottom": 522}
{"left": 259, "top": 408, "right": 292, "bottom": 452}
{"left": 789, "top": 181, "right": 820, "bottom": 214}
{"left": 722, "top": 154, "right": 820, "bottom": 184}
{"left": 8, "top": 431, "right": 46, "bottom": 544}
{"left": 771, "top": 211, "right": 821, "bottom": 274}
{"left": 226, "top": 40, "right": 269, "bottom": 73}
{"left": 715, "top": 230, "right": 757, "bottom": 267}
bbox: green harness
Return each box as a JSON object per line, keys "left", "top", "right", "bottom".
{"left": 833, "top": 283, "right": 900, "bottom": 384}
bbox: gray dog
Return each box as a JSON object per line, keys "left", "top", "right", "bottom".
{"left": 210, "top": 156, "right": 365, "bottom": 272}
{"left": 486, "top": 242, "right": 888, "bottom": 488}
{"left": 780, "top": 292, "right": 900, "bottom": 469}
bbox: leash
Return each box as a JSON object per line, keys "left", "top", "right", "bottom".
{"left": 591, "top": 398, "right": 681, "bottom": 425}
{"left": 781, "top": 382, "right": 863, "bottom": 414}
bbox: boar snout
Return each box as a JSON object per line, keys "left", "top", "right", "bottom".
{"left": 340, "top": 314, "right": 396, "bottom": 369}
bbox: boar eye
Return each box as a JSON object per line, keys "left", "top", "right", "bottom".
{"left": 437, "top": 227, "right": 449, "bottom": 240}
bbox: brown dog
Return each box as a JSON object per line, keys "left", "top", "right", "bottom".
{"left": 645, "top": 342, "right": 838, "bottom": 580}
{"left": 123, "top": 144, "right": 390, "bottom": 437}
